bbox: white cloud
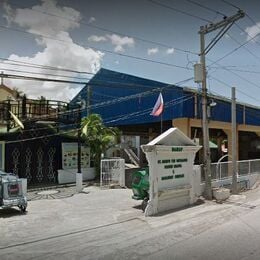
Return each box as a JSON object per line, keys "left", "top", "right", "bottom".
{"left": 106, "top": 34, "right": 135, "bottom": 53}
{"left": 88, "top": 16, "right": 96, "bottom": 24}
{"left": 3, "top": 2, "right": 13, "bottom": 26}
{"left": 147, "top": 47, "right": 159, "bottom": 55}
{"left": 166, "top": 48, "right": 174, "bottom": 54}
{"left": 2, "top": 0, "right": 104, "bottom": 101}
{"left": 88, "top": 34, "right": 135, "bottom": 52}
{"left": 5, "top": 0, "right": 81, "bottom": 37}
{"left": 88, "top": 35, "right": 107, "bottom": 42}
{"left": 245, "top": 23, "right": 260, "bottom": 42}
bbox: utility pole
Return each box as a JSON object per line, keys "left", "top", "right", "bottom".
{"left": 76, "top": 105, "right": 82, "bottom": 193}
{"left": 232, "top": 87, "right": 238, "bottom": 194}
{"left": 197, "top": 10, "right": 244, "bottom": 199}
{"left": 87, "top": 85, "right": 91, "bottom": 116}
{"left": 77, "top": 107, "right": 82, "bottom": 175}
{"left": 199, "top": 30, "right": 212, "bottom": 199}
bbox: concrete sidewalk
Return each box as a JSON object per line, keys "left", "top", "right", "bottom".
{"left": 26, "top": 181, "right": 100, "bottom": 200}
{"left": 1, "top": 186, "right": 260, "bottom": 259}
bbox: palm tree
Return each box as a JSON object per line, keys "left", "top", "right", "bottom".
{"left": 81, "top": 114, "right": 120, "bottom": 177}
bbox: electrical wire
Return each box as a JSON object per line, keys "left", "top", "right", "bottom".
{"left": 5, "top": 76, "right": 193, "bottom": 124}
{"left": 208, "top": 31, "right": 260, "bottom": 66}
{"left": 146, "top": 0, "right": 211, "bottom": 23}
{"left": 220, "top": 0, "right": 241, "bottom": 11}
{"left": 5, "top": 128, "right": 79, "bottom": 144}
{"left": 0, "top": 67, "right": 91, "bottom": 81}
{"left": 6, "top": 0, "right": 198, "bottom": 56}
{"left": 0, "top": 57, "right": 95, "bottom": 75}
{"left": 5, "top": 95, "right": 194, "bottom": 143}
{"left": 208, "top": 75, "right": 260, "bottom": 103}
{"left": 56, "top": 78, "right": 194, "bottom": 119}
{"left": 2, "top": 72, "right": 87, "bottom": 85}
{"left": 181, "top": 0, "right": 260, "bottom": 65}
{"left": 225, "top": 29, "right": 260, "bottom": 63}
{"left": 207, "top": 56, "right": 260, "bottom": 92}
{"left": 104, "top": 95, "right": 194, "bottom": 124}
{"left": 12, "top": 122, "right": 79, "bottom": 134}
{"left": 185, "top": 0, "right": 226, "bottom": 17}
{"left": 5, "top": 89, "right": 260, "bottom": 142}
{"left": 210, "top": 66, "right": 260, "bottom": 75}
{"left": 0, "top": 24, "right": 193, "bottom": 71}
{"left": 146, "top": 0, "right": 260, "bottom": 74}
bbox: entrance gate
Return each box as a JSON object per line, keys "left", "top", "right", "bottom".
{"left": 5, "top": 130, "right": 60, "bottom": 185}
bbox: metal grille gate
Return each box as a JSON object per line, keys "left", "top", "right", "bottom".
{"left": 5, "top": 128, "right": 61, "bottom": 185}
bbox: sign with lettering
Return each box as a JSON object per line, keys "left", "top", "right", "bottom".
{"left": 141, "top": 127, "right": 201, "bottom": 216}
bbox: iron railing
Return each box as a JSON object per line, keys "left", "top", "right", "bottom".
{"left": 0, "top": 98, "right": 80, "bottom": 129}
{"left": 210, "top": 159, "right": 260, "bottom": 180}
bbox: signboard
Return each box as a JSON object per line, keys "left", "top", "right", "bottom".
{"left": 62, "top": 143, "right": 90, "bottom": 170}
{"left": 141, "top": 128, "right": 201, "bottom": 216}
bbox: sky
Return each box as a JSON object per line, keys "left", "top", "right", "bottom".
{"left": 1, "top": 0, "right": 260, "bottom": 105}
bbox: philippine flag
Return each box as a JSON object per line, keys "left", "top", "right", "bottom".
{"left": 150, "top": 93, "right": 164, "bottom": 116}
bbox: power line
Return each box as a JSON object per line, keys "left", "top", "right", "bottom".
{"left": 208, "top": 31, "right": 260, "bottom": 66}
{"left": 207, "top": 52, "right": 260, "bottom": 92}
{"left": 235, "top": 23, "right": 260, "bottom": 48}
{"left": 8, "top": 76, "right": 193, "bottom": 121}
{"left": 0, "top": 58, "right": 95, "bottom": 75}
{"left": 208, "top": 75, "right": 260, "bottom": 103}
{"left": 13, "top": 122, "right": 79, "bottom": 135}
{"left": 5, "top": 128, "right": 78, "bottom": 144}
{"left": 0, "top": 24, "right": 193, "bottom": 71}
{"left": 146, "top": 0, "right": 260, "bottom": 68}
{"left": 246, "top": 14, "right": 260, "bottom": 28}
{"left": 211, "top": 64, "right": 260, "bottom": 69}
{"left": 182, "top": 0, "right": 260, "bottom": 64}
{"left": 211, "top": 66, "right": 260, "bottom": 74}
{"left": 0, "top": 67, "right": 91, "bottom": 81}
{"left": 2, "top": 73, "right": 87, "bottom": 85}
{"left": 185, "top": 0, "right": 226, "bottom": 17}
{"left": 220, "top": 0, "right": 260, "bottom": 53}
{"left": 6, "top": 0, "right": 197, "bottom": 56}
{"left": 5, "top": 95, "right": 195, "bottom": 143}
{"left": 4, "top": 96, "right": 194, "bottom": 144}
{"left": 146, "top": 0, "right": 211, "bottom": 23}
{"left": 104, "top": 95, "right": 194, "bottom": 124}
{"left": 72, "top": 78, "right": 194, "bottom": 114}
{"left": 215, "top": 65, "right": 260, "bottom": 91}
{"left": 220, "top": 0, "right": 241, "bottom": 11}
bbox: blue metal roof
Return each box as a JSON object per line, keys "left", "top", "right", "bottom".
{"left": 70, "top": 68, "right": 260, "bottom": 127}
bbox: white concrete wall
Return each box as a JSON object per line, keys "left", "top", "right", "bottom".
{"left": 58, "top": 168, "right": 95, "bottom": 184}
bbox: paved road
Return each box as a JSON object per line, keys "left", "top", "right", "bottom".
{"left": 1, "top": 185, "right": 260, "bottom": 259}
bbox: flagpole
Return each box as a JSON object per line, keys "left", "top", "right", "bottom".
{"left": 160, "top": 113, "right": 163, "bottom": 134}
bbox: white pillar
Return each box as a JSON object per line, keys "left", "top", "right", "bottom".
{"left": 21, "top": 178, "right": 27, "bottom": 196}
{"left": 76, "top": 172, "right": 83, "bottom": 192}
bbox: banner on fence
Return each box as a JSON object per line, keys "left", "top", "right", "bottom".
{"left": 62, "top": 143, "right": 90, "bottom": 170}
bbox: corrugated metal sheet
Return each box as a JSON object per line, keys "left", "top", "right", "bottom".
{"left": 70, "top": 68, "right": 260, "bottom": 127}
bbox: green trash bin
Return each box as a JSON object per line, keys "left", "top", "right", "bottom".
{"left": 131, "top": 168, "right": 149, "bottom": 211}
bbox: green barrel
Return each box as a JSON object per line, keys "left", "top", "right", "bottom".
{"left": 131, "top": 168, "right": 149, "bottom": 200}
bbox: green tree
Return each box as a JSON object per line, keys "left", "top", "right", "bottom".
{"left": 81, "top": 114, "right": 120, "bottom": 177}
